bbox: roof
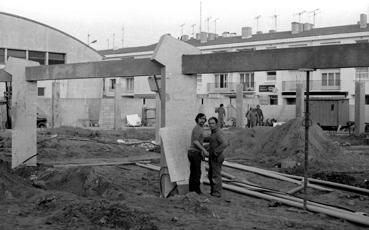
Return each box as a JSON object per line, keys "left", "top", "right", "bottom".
{"left": 0, "top": 11, "right": 101, "bottom": 57}
{"left": 98, "top": 23, "right": 369, "bottom": 56}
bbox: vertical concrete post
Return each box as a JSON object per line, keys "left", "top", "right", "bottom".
{"left": 354, "top": 81, "right": 365, "bottom": 135}
{"left": 114, "top": 78, "right": 123, "bottom": 130}
{"left": 296, "top": 83, "right": 304, "bottom": 118}
{"left": 236, "top": 84, "right": 244, "bottom": 127}
{"left": 51, "top": 80, "right": 61, "bottom": 128}
{"left": 152, "top": 35, "right": 201, "bottom": 197}
{"left": 5, "top": 57, "right": 39, "bottom": 168}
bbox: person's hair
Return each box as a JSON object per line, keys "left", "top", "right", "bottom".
{"left": 257, "top": 105, "right": 260, "bottom": 108}
{"left": 220, "top": 104, "right": 224, "bottom": 107}
{"left": 208, "top": 117, "right": 218, "bottom": 124}
{"left": 195, "top": 113, "right": 206, "bottom": 123}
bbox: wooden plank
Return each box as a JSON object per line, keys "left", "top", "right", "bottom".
{"left": 182, "top": 43, "right": 369, "bottom": 74}
{"left": 26, "top": 58, "right": 162, "bottom": 81}
{"left": 0, "top": 69, "right": 12, "bottom": 82}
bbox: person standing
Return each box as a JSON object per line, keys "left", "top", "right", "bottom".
{"left": 188, "top": 113, "right": 209, "bottom": 194}
{"left": 255, "top": 105, "right": 264, "bottom": 126}
{"left": 207, "top": 117, "right": 228, "bottom": 197}
{"left": 246, "top": 107, "right": 258, "bottom": 128}
{"left": 215, "top": 104, "right": 226, "bottom": 128}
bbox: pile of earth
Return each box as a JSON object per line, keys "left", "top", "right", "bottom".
{"left": 0, "top": 159, "right": 39, "bottom": 201}
{"left": 224, "top": 118, "right": 350, "bottom": 174}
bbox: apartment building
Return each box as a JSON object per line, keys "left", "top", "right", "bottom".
{"left": 100, "top": 14, "right": 369, "bottom": 107}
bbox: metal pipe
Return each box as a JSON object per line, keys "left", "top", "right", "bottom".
{"left": 304, "top": 70, "right": 311, "bottom": 209}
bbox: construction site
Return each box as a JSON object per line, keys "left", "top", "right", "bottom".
{"left": 0, "top": 32, "right": 368, "bottom": 230}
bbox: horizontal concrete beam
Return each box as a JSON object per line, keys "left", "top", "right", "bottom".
{"left": 0, "top": 69, "right": 12, "bottom": 82}
{"left": 26, "top": 58, "right": 162, "bottom": 81}
{"left": 182, "top": 43, "right": 369, "bottom": 74}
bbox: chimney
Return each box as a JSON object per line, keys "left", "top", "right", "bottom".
{"left": 291, "top": 22, "right": 299, "bottom": 34}
{"left": 298, "top": 23, "right": 304, "bottom": 32}
{"left": 360, "top": 13, "right": 367, "bottom": 28}
{"left": 303, "top": 23, "right": 313, "bottom": 31}
{"left": 269, "top": 29, "right": 276, "bottom": 33}
{"left": 229, "top": 32, "right": 237, "bottom": 37}
{"left": 200, "top": 32, "right": 208, "bottom": 43}
{"left": 241, "top": 27, "right": 252, "bottom": 39}
{"left": 256, "top": 31, "right": 263, "bottom": 34}
{"left": 180, "top": 34, "right": 189, "bottom": 41}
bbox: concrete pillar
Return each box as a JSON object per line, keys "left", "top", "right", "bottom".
{"left": 354, "top": 81, "right": 365, "bottom": 136}
{"left": 5, "top": 57, "right": 39, "bottom": 168}
{"left": 236, "top": 84, "right": 244, "bottom": 127}
{"left": 296, "top": 83, "right": 304, "bottom": 118}
{"left": 114, "top": 78, "right": 123, "bottom": 130}
{"left": 152, "top": 35, "right": 200, "bottom": 197}
{"left": 51, "top": 81, "right": 61, "bottom": 127}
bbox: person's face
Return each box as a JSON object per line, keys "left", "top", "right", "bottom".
{"left": 208, "top": 119, "right": 218, "bottom": 130}
{"left": 198, "top": 116, "right": 206, "bottom": 127}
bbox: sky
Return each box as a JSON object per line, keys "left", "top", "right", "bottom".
{"left": 1, "top": 0, "right": 369, "bottom": 50}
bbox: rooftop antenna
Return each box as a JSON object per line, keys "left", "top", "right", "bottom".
{"left": 206, "top": 16, "right": 212, "bottom": 33}
{"left": 255, "top": 15, "right": 261, "bottom": 32}
{"left": 107, "top": 39, "right": 110, "bottom": 49}
{"left": 180, "top": 23, "right": 185, "bottom": 36}
{"left": 213, "top": 18, "right": 219, "bottom": 34}
{"left": 191, "top": 24, "right": 196, "bottom": 37}
{"left": 271, "top": 14, "right": 278, "bottom": 31}
{"left": 308, "top": 9, "right": 320, "bottom": 26}
{"left": 199, "top": 1, "right": 202, "bottom": 32}
{"left": 121, "top": 25, "right": 125, "bottom": 48}
{"left": 87, "top": 33, "right": 90, "bottom": 44}
{"left": 112, "top": 33, "right": 115, "bottom": 49}
{"left": 294, "top": 10, "right": 306, "bottom": 23}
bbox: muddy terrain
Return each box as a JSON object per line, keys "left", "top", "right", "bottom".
{"left": 0, "top": 122, "right": 368, "bottom": 229}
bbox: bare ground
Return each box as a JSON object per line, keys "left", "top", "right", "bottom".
{"left": 0, "top": 125, "right": 368, "bottom": 229}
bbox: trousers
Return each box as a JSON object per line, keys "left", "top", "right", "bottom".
{"left": 208, "top": 154, "right": 224, "bottom": 196}
{"left": 188, "top": 150, "right": 203, "bottom": 193}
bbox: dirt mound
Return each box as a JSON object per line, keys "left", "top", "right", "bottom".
{"left": 38, "top": 167, "right": 126, "bottom": 199}
{"left": 225, "top": 119, "right": 344, "bottom": 173}
{"left": 46, "top": 199, "right": 158, "bottom": 229}
{"left": 0, "top": 160, "right": 38, "bottom": 201}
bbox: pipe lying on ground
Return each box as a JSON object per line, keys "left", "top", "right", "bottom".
{"left": 212, "top": 182, "right": 369, "bottom": 227}
{"left": 222, "top": 161, "right": 332, "bottom": 192}
{"left": 137, "top": 163, "right": 369, "bottom": 226}
{"left": 273, "top": 171, "right": 369, "bottom": 196}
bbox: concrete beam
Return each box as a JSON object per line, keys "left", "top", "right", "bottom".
{"left": 296, "top": 83, "right": 304, "bottom": 118}
{"left": 183, "top": 43, "right": 369, "bottom": 74}
{"left": 5, "top": 57, "right": 39, "bottom": 168}
{"left": 354, "top": 81, "right": 365, "bottom": 136}
{"left": 0, "top": 69, "right": 12, "bottom": 82}
{"left": 26, "top": 58, "right": 162, "bottom": 81}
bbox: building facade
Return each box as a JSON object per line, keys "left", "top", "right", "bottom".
{"left": 99, "top": 14, "right": 369, "bottom": 123}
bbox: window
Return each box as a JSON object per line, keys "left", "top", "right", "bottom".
{"left": 29, "top": 51, "right": 46, "bottom": 65}
{"left": 0, "top": 49, "right": 4, "bottom": 64}
{"left": 196, "top": 74, "right": 202, "bottom": 91}
{"left": 110, "top": 79, "right": 116, "bottom": 90}
{"left": 320, "top": 41, "right": 341, "bottom": 45}
{"left": 285, "top": 98, "right": 296, "bottom": 105}
{"left": 240, "top": 72, "right": 254, "bottom": 90}
{"left": 321, "top": 71, "right": 340, "bottom": 87}
{"left": 214, "top": 73, "right": 228, "bottom": 88}
{"left": 288, "top": 44, "right": 308, "bottom": 48}
{"left": 270, "top": 95, "right": 278, "bottom": 105}
{"left": 48, "top": 52, "right": 65, "bottom": 65}
{"left": 356, "top": 67, "right": 368, "bottom": 80}
{"left": 356, "top": 39, "right": 369, "bottom": 43}
{"left": 38, "top": 87, "right": 45, "bottom": 96}
{"left": 126, "top": 77, "right": 134, "bottom": 91}
{"left": 267, "top": 71, "right": 277, "bottom": 81}
{"left": 366, "top": 95, "right": 369, "bottom": 105}
{"left": 7, "top": 49, "right": 26, "bottom": 60}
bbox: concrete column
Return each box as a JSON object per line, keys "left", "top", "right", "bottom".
{"left": 5, "top": 57, "right": 39, "bottom": 168}
{"left": 354, "top": 81, "right": 365, "bottom": 136}
{"left": 296, "top": 83, "right": 304, "bottom": 118}
{"left": 152, "top": 35, "right": 201, "bottom": 197}
{"left": 114, "top": 78, "right": 123, "bottom": 130}
{"left": 236, "top": 84, "right": 244, "bottom": 127}
{"left": 51, "top": 81, "right": 61, "bottom": 128}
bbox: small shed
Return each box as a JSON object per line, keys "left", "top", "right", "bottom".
{"left": 307, "top": 98, "right": 349, "bottom": 127}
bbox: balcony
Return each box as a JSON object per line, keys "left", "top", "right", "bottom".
{"left": 282, "top": 80, "right": 341, "bottom": 92}
{"left": 207, "top": 82, "right": 255, "bottom": 94}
